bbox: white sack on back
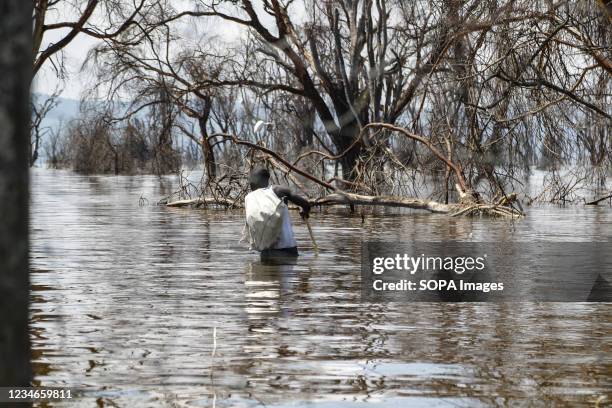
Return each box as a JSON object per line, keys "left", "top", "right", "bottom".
{"left": 244, "top": 187, "right": 285, "bottom": 251}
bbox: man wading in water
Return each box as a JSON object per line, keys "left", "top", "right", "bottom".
{"left": 243, "top": 168, "right": 311, "bottom": 258}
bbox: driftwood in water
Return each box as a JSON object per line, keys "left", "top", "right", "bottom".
{"left": 166, "top": 192, "right": 524, "bottom": 217}
{"left": 585, "top": 192, "right": 612, "bottom": 206}
{"left": 313, "top": 192, "right": 523, "bottom": 217}
{"left": 313, "top": 192, "right": 458, "bottom": 213}
{"left": 164, "top": 194, "right": 453, "bottom": 213}
{"left": 166, "top": 197, "right": 238, "bottom": 208}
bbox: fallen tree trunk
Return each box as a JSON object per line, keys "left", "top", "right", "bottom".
{"left": 165, "top": 194, "right": 453, "bottom": 213}
{"left": 165, "top": 193, "right": 524, "bottom": 217}
{"left": 585, "top": 192, "right": 612, "bottom": 206}
{"left": 166, "top": 197, "right": 238, "bottom": 208}
{"left": 313, "top": 192, "right": 459, "bottom": 213}
{"left": 165, "top": 192, "right": 524, "bottom": 217}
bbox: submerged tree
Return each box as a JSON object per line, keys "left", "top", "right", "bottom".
{"left": 30, "top": 0, "right": 178, "bottom": 166}
{"left": 56, "top": 0, "right": 610, "bottom": 211}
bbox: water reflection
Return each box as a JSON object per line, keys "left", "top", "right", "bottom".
{"left": 29, "top": 169, "right": 611, "bottom": 407}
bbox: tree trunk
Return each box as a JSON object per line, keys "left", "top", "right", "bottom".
{"left": 296, "top": 100, "right": 315, "bottom": 147}
{"left": 314, "top": 192, "right": 458, "bottom": 213}
{"left": 29, "top": 130, "right": 40, "bottom": 167}
{"left": 332, "top": 119, "right": 362, "bottom": 181}
{"left": 201, "top": 137, "right": 216, "bottom": 181}
{"left": 0, "top": 0, "right": 32, "bottom": 387}
{"left": 198, "top": 115, "right": 216, "bottom": 181}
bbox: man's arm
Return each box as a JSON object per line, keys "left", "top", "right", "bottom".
{"left": 271, "top": 185, "right": 311, "bottom": 218}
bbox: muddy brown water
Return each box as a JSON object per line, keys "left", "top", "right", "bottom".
{"left": 30, "top": 169, "right": 611, "bottom": 407}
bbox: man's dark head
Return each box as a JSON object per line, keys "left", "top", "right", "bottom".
{"left": 249, "top": 167, "right": 270, "bottom": 190}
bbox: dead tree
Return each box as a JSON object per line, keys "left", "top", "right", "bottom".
{"left": 30, "top": 0, "right": 147, "bottom": 166}
{"left": 166, "top": 127, "right": 524, "bottom": 217}
{"left": 30, "top": 91, "right": 59, "bottom": 166}
{"left": 191, "top": 0, "right": 560, "bottom": 181}
{"left": 75, "top": 0, "right": 609, "bottom": 199}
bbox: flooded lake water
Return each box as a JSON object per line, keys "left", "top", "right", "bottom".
{"left": 30, "top": 169, "right": 611, "bottom": 407}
